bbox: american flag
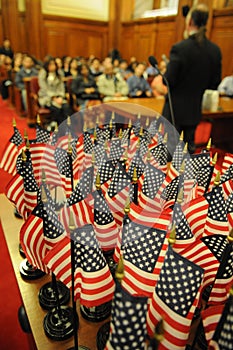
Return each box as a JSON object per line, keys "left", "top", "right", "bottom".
{"left": 35, "top": 124, "right": 51, "bottom": 143}
{"left": 39, "top": 143, "right": 62, "bottom": 187}
{"left": 73, "top": 134, "right": 85, "bottom": 179}
{"left": 139, "top": 136, "right": 149, "bottom": 159}
{"left": 5, "top": 172, "right": 25, "bottom": 218}
{"left": 60, "top": 181, "right": 93, "bottom": 231}
{"left": 226, "top": 191, "right": 233, "bottom": 230}
{"left": 148, "top": 119, "right": 158, "bottom": 137}
{"left": 0, "top": 126, "right": 24, "bottom": 175}
{"left": 184, "top": 152, "right": 211, "bottom": 180}
{"left": 201, "top": 304, "right": 224, "bottom": 345}
{"left": 150, "top": 142, "right": 168, "bottom": 172}
{"left": 171, "top": 139, "right": 185, "bottom": 171}
{"left": 126, "top": 129, "right": 138, "bottom": 169}
{"left": 221, "top": 153, "right": 233, "bottom": 175}
{"left": 208, "top": 239, "right": 233, "bottom": 305}
{"left": 196, "top": 164, "right": 214, "bottom": 196}
{"left": 183, "top": 195, "right": 209, "bottom": 239}
{"left": 54, "top": 147, "right": 72, "bottom": 197}
{"left": 92, "top": 189, "right": 119, "bottom": 251}
{"left": 42, "top": 198, "right": 66, "bottom": 249}
{"left": 138, "top": 163, "right": 165, "bottom": 213}
{"left": 105, "top": 162, "right": 131, "bottom": 226}
{"left": 109, "top": 138, "right": 124, "bottom": 166}
{"left": 171, "top": 202, "right": 196, "bottom": 253}
{"left": 93, "top": 142, "right": 106, "bottom": 167}
{"left": 220, "top": 164, "right": 233, "bottom": 199}
{"left": 147, "top": 245, "right": 204, "bottom": 350}
{"left": 121, "top": 217, "right": 169, "bottom": 297}
{"left": 180, "top": 235, "right": 224, "bottom": 297}
{"left": 20, "top": 203, "right": 49, "bottom": 273}
{"left": 160, "top": 175, "right": 181, "bottom": 210}
{"left": 105, "top": 281, "right": 148, "bottom": 350}
{"left": 97, "top": 155, "right": 115, "bottom": 195}
{"left": 127, "top": 149, "right": 145, "bottom": 181}
{"left": 22, "top": 157, "right": 39, "bottom": 218}
{"left": 203, "top": 186, "right": 229, "bottom": 237}
{"left": 44, "top": 224, "right": 115, "bottom": 307}
{"left": 210, "top": 289, "right": 233, "bottom": 349}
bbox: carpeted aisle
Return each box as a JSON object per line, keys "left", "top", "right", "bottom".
{"left": 0, "top": 98, "right": 35, "bottom": 349}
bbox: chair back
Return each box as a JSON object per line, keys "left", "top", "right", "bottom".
{"left": 29, "top": 76, "right": 40, "bottom": 95}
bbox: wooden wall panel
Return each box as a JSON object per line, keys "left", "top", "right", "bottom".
{"left": 135, "top": 21, "right": 157, "bottom": 61}
{"left": 120, "top": 17, "right": 175, "bottom": 64}
{"left": 211, "top": 10, "right": 233, "bottom": 78}
{"left": 154, "top": 18, "right": 176, "bottom": 62}
{"left": 119, "top": 25, "right": 135, "bottom": 61}
{"left": 0, "top": 11, "right": 3, "bottom": 44}
{"left": 42, "top": 16, "right": 108, "bottom": 60}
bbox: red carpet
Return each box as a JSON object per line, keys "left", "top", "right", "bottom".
{"left": 0, "top": 98, "right": 35, "bottom": 349}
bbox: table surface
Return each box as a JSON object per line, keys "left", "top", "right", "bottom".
{"left": 0, "top": 194, "right": 109, "bottom": 350}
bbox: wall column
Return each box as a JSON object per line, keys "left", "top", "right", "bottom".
{"left": 25, "top": 0, "right": 43, "bottom": 60}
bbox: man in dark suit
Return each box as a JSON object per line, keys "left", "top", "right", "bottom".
{"left": 162, "top": 4, "right": 222, "bottom": 154}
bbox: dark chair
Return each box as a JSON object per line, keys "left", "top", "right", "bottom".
{"left": 18, "top": 305, "right": 37, "bottom": 350}
{"left": 24, "top": 76, "right": 51, "bottom": 127}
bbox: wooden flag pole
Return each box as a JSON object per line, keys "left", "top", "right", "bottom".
{"left": 132, "top": 167, "right": 138, "bottom": 205}
{"left": 67, "top": 213, "right": 90, "bottom": 350}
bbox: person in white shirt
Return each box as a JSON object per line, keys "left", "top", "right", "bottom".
{"left": 218, "top": 72, "right": 233, "bottom": 97}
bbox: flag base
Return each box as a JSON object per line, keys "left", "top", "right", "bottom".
{"left": 19, "top": 259, "right": 46, "bottom": 280}
{"left": 80, "top": 301, "right": 112, "bottom": 323}
{"left": 43, "top": 305, "right": 74, "bottom": 341}
{"left": 18, "top": 243, "right": 26, "bottom": 258}
{"left": 96, "top": 321, "right": 110, "bottom": 350}
{"left": 38, "top": 281, "right": 70, "bottom": 310}
{"left": 14, "top": 207, "right": 23, "bottom": 219}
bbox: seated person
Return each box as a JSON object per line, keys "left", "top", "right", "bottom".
{"left": 0, "top": 55, "right": 13, "bottom": 100}
{"left": 71, "top": 63, "right": 101, "bottom": 110}
{"left": 151, "top": 59, "right": 168, "bottom": 97}
{"left": 218, "top": 71, "right": 233, "bottom": 97}
{"left": 15, "top": 54, "right": 38, "bottom": 111}
{"left": 89, "top": 57, "right": 103, "bottom": 78}
{"left": 38, "top": 57, "right": 72, "bottom": 125}
{"left": 127, "top": 62, "right": 153, "bottom": 98}
{"left": 97, "top": 62, "right": 129, "bottom": 101}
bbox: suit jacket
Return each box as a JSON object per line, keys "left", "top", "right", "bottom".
{"left": 162, "top": 34, "right": 222, "bottom": 126}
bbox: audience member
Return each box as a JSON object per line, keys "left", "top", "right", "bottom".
{"left": 118, "top": 59, "right": 132, "bottom": 80}
{"left": 218, "top": 71, "right": 233, "bottom": 97}
{"left": 38, "top": 57, "right": 72, "bottom": 125}
{"left": 15, "top": 55, "right": 38, "bottom": 111}
{"left": 12, "top": 52, "right": 24, "bottom": 73}
{"left": 127, "top": 62, "right": 153, "bottom": 98}
{"left": 0, "top": 39, "right": 14, "bottom": 59}
{"left": 55, "top": 56, "right": 64, "bottom": 77}
{"left": 89, "top": 57, "right": 103, "bottom": 78}
{"left": 151, "top": 60, "right": 168, "bottom": 97}
{"left": 62, "top": 55, "right": 72, "bottom": 77}
{"left": 0, "top": 55, "right": 13, "bottom": 100}
{"left": 162, "top": 3, "right": 222, "bottom": 154}
{"left": 71, "top": 63, "right": 100, "bottom": 110}
{"left": 96, "top": 62, "right": 129, "bottom": 101}
{"left": 67, "top": 58, "right": 79, "bottom": 78}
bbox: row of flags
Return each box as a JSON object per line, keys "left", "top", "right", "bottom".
{"left": 1, "top": 110, "right": 233, "bottom": 349}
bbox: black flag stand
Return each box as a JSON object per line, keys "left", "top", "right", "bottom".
{"left": 67, "top": 213, "right": 90, "bottom": 350}
{"left": 66, "top": 142, "right": 90, "bottom": 350}
{"left": 96, "top": 198, "right": 130, "bottom": 350}
{"left": 38, "top": 182, "right": 70, "bottom": 310}
{"left": 80, "top": 174, "right": 113, "bottom": 324}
